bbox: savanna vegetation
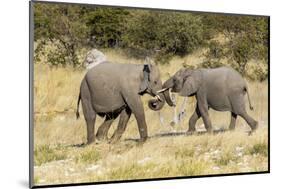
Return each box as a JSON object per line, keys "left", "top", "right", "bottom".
{"left": 34, "top": 2, "right": 268, "bottom": 79}
{"left": 33, "top": 2, "right": 269, "bottom": 186}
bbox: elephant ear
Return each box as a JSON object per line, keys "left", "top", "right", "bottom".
{"left": 138, "top": 64, "right": 151, "bottom": 94}
{"left": 179, "top": 76, "right": 197, "bottom": 97}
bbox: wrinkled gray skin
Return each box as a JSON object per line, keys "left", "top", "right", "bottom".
{"left": 76, "top": 62, "right": 165, "bottom": 144}
{"left": 161, "top": 67, "right": 258, "bottom": 133}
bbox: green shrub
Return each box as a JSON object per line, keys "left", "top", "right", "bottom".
{"left": 247, "top": 143, "right": 268, "bottom": 156}
{"left": 245, "top": 62, "right": 268, "bottom": 81}
{"left": 207, "top": 41, "right": 225, "bottom": 60}
{"left": 86, "top": 7, "right": 130, "bottom": 48}
{"left": 122, "top": 11, "right": 204, "bottom": 62}
{"left": 34, "top": 2, "right": 268, "bottom": 69}
{"left": 200, "top": 60, "right": 224, "bottom": 69}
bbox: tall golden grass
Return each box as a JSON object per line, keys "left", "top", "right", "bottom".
{"left": 33, "top": 50, "right": 268, "bottom": 185}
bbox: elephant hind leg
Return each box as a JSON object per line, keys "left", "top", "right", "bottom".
{"left": 229, "top": 93, "right": 258, "bottom": 131}
{"left": 110, "top": 108, "right": 132, "bottom": 143}
{"left": 229, "top": 112, "right": 237, "bottom": 131}
{"left": 80, "top": 79, "right": 96, "bottom": 145}
{"left": 96, "top": 115, "right": 115, "bottom": 141}
{"left": 238, "top": 111, "right": 258, "bottom": 131}
{"left": 81, "top": 100, "right": 96, "bottom": 144}
{"left": 188, "top": 104, "right": 201, "bottom": 133}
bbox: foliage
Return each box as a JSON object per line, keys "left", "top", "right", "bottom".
{"left": 245, "top": 62, "right": 268, "bottom": 81}
{"left": 247, "top": 142, "right": 268, "bottom": 156}
{"left": 202, "top": 14, "right": 268, "bottom": 75}
{"left": 33, "top": 2, "right": 268, "bottom": 78}
{"left": 34, "top": 3, "right": 90, "bottom": 66}
{"left": 206, "top": 41, "right": 225, "bottom": 60}
{"left": 85, "top": 7, "right": 130, "bottom": 48}
{"left": 200, "top": 60, "right": 224, "bottom": 69}
{"left": 122, "top": 11, "right": 204, "bottom": 63}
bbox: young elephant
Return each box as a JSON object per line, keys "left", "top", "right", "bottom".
{"left": 76, "top": 62, "right": 166, "bottom": 144}
{"left": 159, "top": 67, "right": 258, "bottom": 133}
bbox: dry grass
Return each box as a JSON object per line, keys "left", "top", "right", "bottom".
{"left": 33, "top": 50, "right": 268, "bottom": 186}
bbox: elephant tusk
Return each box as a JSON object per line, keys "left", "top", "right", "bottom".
{"left": 155, "top": 94, "right": 163, "bottom": 102}
{"left": 156, "top": 87, "right": 169, "bottom": 93}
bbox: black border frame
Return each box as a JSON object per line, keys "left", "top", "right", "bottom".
{"left": 29, "top": 1, "right": 270, "bottom": 188}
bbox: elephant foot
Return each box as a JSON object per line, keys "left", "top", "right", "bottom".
{"left": 139, "top": 136, "right": 148, "bottom": 143}
{"left": 206, "top": 129, "right": 213, "bottom": 134}
{"left": 86, "top": 138, "right": 95, "bottom": 145}
{"left": 109, "top": 136, "right": 122, "bottom": 144}
{"left": 96, "top": 134, "right": 108, "bottom": 142}
{"left": 186, "top": 130, "right": 196, "bottom": 135}
{"left": 252, "top": 121, "right": 259, "bottom": 131}
{"left": 87, "top": 141, "right": 96, "bottom": 145}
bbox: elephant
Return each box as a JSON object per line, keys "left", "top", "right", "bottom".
{"left": 76, "top": 62, "right": 166, "bottom": 144}
{"left": 158, "top": 66, "right": 258, "bottom": 133}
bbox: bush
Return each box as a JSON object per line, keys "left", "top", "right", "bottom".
{"left": 245, "top": 62, "right": 268, "bottom": 81}
{"left": 200, "top": 60, "right": 224, "bottom": 69}
{"left": 207, "top": 41, "right": 225, "bottom": 60}
{"left": 247, "top": 143, "right": 268, "bottom": 156}
{"left": 122, "top": 11, "right": 204, "bottom": 63}
{"left": 86, "top": 7, "right": 130, "bottom": 48}
{"left": 33, "top": 2, "right": 268, "bottom": 71}
{"left": 34, "top": 40, "right": 72, "bottom": 66}
{"left": 34, "top": 3, "right": 90, "bottom": 66}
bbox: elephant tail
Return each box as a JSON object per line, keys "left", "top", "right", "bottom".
{"left": 245, "top": 86, "right": 254, "bottom": 111}
{"left": 76, "top": 92, "right": 81, "bottom": 119}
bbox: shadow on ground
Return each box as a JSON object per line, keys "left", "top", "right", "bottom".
{"left": 124, "top": 128, "right": 236, "bottom": 142}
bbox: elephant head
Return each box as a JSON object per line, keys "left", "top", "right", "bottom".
{"left": 138, "top": 63, "right": 166, "bottom": 111}
{"left": 158, "top": 68, "right": 202, "bottom": 106}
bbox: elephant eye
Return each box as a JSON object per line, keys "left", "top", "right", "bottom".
{"left": 154, "top": 81, "right": 157, "bottom": 84}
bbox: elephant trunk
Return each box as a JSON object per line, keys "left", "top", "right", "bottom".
{"left": 162, "top": 78, "right": 175, "bottom": 107}
{"left": 148, "top": 93, "right": 165, "bottom": 111}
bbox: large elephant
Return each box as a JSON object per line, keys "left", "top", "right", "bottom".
{"left": 76, "top": 62, "right": 165, "bottom": 144}
{"left": 159, "top": 67, "right": 258, "bottom": 133}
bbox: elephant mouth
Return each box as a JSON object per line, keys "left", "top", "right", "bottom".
{"left": 148, "top": 99, "right": 159, "bottom": 109}
{"left": 148, "top": 92, "right": 166, "bottom": 111}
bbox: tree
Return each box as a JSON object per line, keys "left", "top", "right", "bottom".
{"left": 122, "top": 10, "right": 204, "bottom": 63}
{"left": 202, "top": 14, "right": 268, "bottom": 74}
{"left": 85, "top": 7, "right": 130, "bottom": 48}
{"left": 34, "top": 3, "right": 90, "bottom": 66}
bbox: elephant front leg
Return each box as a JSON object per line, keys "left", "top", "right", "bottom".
{"left": 110, "top": 108, "right": 132, "bottom": 143}
{"left": 126, "top": 96, "right": 148, "bottom": 142}
{"left": 198, "top": 100, "right": 213, "bottom": 133}
{"left": 187, "top": 105, "right": 201, "bottom": 133}
{"left": 229, "top": 112, "right": 237, "bottom": 131}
